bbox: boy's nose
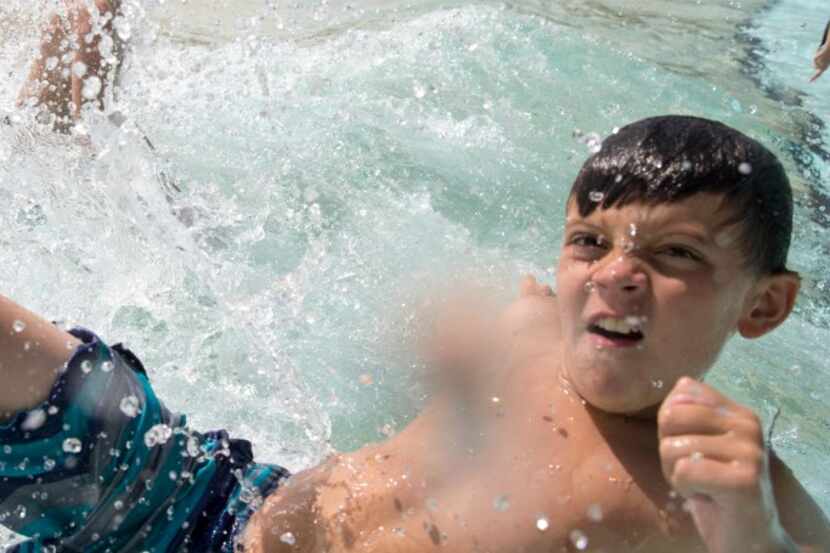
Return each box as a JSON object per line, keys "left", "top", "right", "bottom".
{"left": 590, "top": 254, "right": 648, "bottom": 297}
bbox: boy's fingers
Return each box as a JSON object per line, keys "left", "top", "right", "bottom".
{"left": 659, "top": 434, "right": 763, "bottom": 485}
{"left": 668, "top": 456, "right": 744, "bottom": 499}
{"left": 659, "top": 403, "right": 762, "bottom": 442}
{"left": 811, "top": 68, "right": 825, "bottom": 82}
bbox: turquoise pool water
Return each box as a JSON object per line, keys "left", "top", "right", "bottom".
{"left": 0, "top": 0, "right": 828, "bottom": 545}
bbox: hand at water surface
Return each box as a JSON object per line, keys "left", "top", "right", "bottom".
{"left": 658, "top": 377, "right": 796, "bottom": 553}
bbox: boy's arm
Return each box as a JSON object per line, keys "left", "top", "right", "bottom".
{"left": 770, "top": 453, "right": 830, "bottom": 553}
{"left": 0, "top": 294, "right": 79, "bottom": 420}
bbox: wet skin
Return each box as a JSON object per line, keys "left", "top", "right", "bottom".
{"left": 242, "top": 195, "right": 828, "bottom": 553}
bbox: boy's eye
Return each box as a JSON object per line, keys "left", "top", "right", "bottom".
{"left": 568, "top": 233, "right": 608, "bottom": 254}
{"left": 658, "top": 245, "right": 702, "bottom": 262}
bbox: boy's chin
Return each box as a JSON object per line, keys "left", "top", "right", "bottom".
{"left": 566, "top": 369, "right": 662, "bottom": 416}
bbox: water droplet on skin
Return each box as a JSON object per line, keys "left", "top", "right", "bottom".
{"left": 82, "top": 76, "right": 102, "bottom": 100}
{"left": 280, "top": 532, "right": 296, "bottom": 545}
{"left": 120, "top": 396, "right": 140, "bottom": 417}
{"left": 586, "top": 503, "right": 603, "bottom": 522}
{"left": 536, "top": 516, "right": 549, "bottom": 531}
{"left": 589, "top": 191, "right": 605, "bottom": 203}
{"left": 584, "top": 282, "right": 596, "bottom": 293}
{"left": 570, "top": 529, "right": 589, "bottom": 550}
{"left": 690, "top": 451, "right": 704, "bottom": 462}
{"left": 714, "top": 227, "right": 740, "bottom": 248}
{"left": 493, "top": 495, "right": 510, "bottom": 512}
{"left": 12, "top": 320, "right": 26, "bottom": 333}
{"left": 62, "top": 438, "right": 82, "bottom": 453}
{"left": 738, "top": 162, "right": 752, "bottom": 175}
{"left": 21, "top": 409, "right": 47, "bottom": 431}
{"left": 71, "top": 61, "right": 87, "bottom": 78}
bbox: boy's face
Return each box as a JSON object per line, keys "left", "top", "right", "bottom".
{"left": 555, "top": 193, "right": 760, "bottom": 415}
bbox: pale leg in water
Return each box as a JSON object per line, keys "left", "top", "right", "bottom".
{"left": 17, "top": 0, "right": 123, "bottom": 132}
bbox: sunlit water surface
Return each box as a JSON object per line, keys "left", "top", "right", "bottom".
{"left": 0, "top": 0, "right": 829, "bottom": 546}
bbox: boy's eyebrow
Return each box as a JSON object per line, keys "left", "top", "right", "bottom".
{"left": 565, "top": 218, "right": 714, "bottom": 245}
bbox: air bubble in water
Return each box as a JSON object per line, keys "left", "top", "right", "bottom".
{"left": 82, "top": 76, "right": 102, "bottom": 100}
{"left": 535, "top": 516, "right": 549, "bottom": 531}
{"left": 738, "top": 162, "right": 752, "bottom": 175}
{"left": 614, "top": 174, "right": 623, "bottom": 183}
{"left": 62, "top": 438, "right": 82, "bottom": 453}
{"left": 43, "top": 458, "right": 56, "bottom": 471}
{"left": 101, "top": 360, "right": 114, "bottom": 372}
{"left": 584, "top": 282, "right": 596, "bottom": 293}
{"left": 120, "top": 396, "right": 139, "bottom": 417}
{"left": 413, "top": 81, "right": 427, "bottom": 99}
{"left": 280, "top": 532, "right": 296, "bottom": 545}
{"left": 80, "top": 360, "right": 93, "bottom": 373}
{"left": 569, "top": 529, "right": 588, "bottom": 550}
{"left": 12, "top": 320, "right": 25, "bottom": 333}
{"left": 492, "top": 494, "right": 510, "bottom": 512}
{"left": 652, "top": 379, "right": 664, "bottom": 389}
{"left": 114, "top": 17, "right": 131, "bottom": 40}
{"left": 21, "top": 409, "right": 47, "bottom": 431}
{"left": 45, "top": 57, "right": 59, "bottom": 71}
{"left": 588, "top": 191, "right": 604, "bottom": 203}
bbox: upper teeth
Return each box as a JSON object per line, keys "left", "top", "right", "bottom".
{"left": 596, "top": 317, "right": 642, "bottom": 335}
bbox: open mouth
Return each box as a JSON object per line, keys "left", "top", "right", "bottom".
{"left": 588, "top": 317, "right": 645, "bottom": 343}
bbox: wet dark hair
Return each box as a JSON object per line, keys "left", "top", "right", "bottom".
{"left": 569, "top": 115, "right": 793, "bottom": 274}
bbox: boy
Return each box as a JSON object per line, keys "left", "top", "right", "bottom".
{"left": 1, "top": 115, "right": 828, "bottom": 552}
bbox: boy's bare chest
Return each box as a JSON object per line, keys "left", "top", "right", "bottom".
{"left": 462, "top": 390, "right": 699, "bottom": 552}
{"left": 349, "top": 377, "right": 701, "bottom": 553}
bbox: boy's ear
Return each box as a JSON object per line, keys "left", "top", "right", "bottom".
{"left": 737, "top": 272, "right": 800, "bottom": 339}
